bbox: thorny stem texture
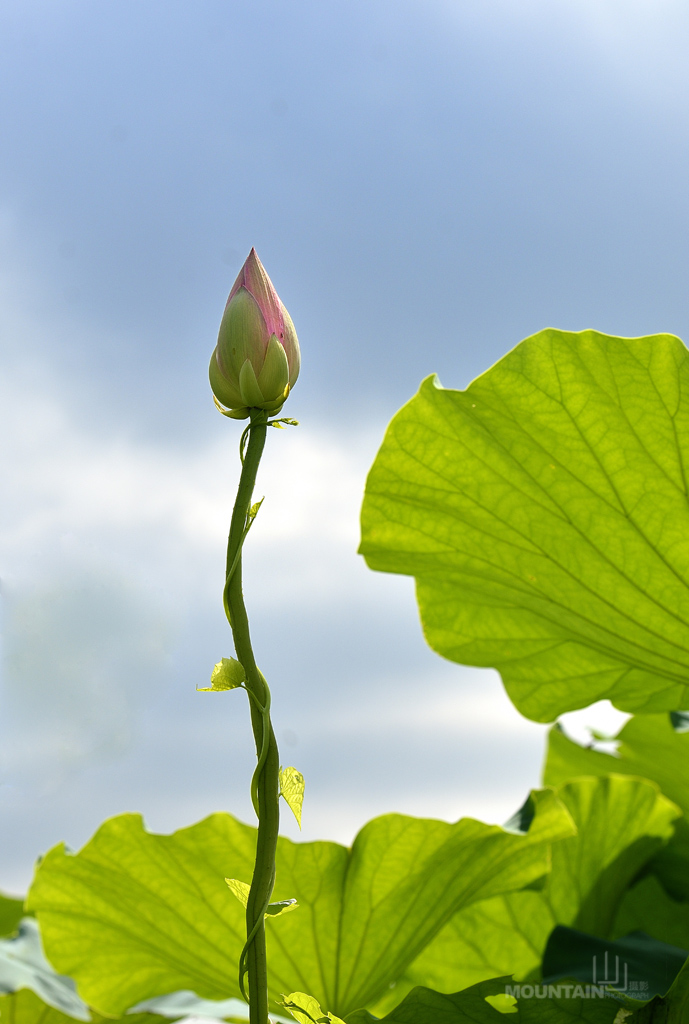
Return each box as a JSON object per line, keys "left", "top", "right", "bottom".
{"left": 224, "top": 409, "right": 280, "bottom": 1024}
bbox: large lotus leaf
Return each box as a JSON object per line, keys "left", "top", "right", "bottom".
{"left": 611, "top": 887, "right": 689, "bottom": 1022}
{"left": 373, "top": 776, "right": 678, "bottom": 1015}
{"left": 544, "top": 716, "right": 689, "bottom": 810}
{"left": 360, "top": 329, "right": 689, "bottom": 722}
{"left": 0, "top": 893, "right": 24, "bottom": 938}
{"left": 516, "top": 995, "right": 621, "bottom": 1024}
{"left": 542, "top": 727, "right": 619, "bottom": 790}
{"left": 612, "top": 875, "right": 689, "bottom": 951}
{"left": 344, "top": 978, "right": 517, "bottom": 1024}
{"left": 345, "top": 977, "right": 619, "bottom": 1024}
{"left": 27, "top": 792, "right": 573, "bottom": 1019}
{"left": 0, "top": 989, "right": 178, "bottom": 1024}
{"left": 544, "top": 715, "right": 689, "bottom": 900}
{"left": 344, "top": 979, "right": 515, "bottom": 1024}
{"left": 621, "top": 955, "right": 689, "bottom": 1023}
{"left": 265, "top": 790, "right": 572, "bottom": 1015}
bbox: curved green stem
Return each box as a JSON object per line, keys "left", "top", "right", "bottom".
{"left": 224, "top": 409, "right": 281, "bottom": 1024}
{"left": 243, "top": 677, "right": 272, "bottom": 818}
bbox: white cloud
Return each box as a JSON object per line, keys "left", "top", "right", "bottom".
{"left": 0, "top": 345, "right": 386, "bottom": 761}
{"left": 0, "top": 341, "right": 379, "bottom": 605}
{"left": 434, "top": 0, "right": 689, "bottom": 101}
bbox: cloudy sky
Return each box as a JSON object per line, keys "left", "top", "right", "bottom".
{"left": 2, "top": 0, "right": 686, "bottom": 892}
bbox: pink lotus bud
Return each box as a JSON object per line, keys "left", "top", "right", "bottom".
{"left": 209, "top": 249, "right": 300, "bottom": 418}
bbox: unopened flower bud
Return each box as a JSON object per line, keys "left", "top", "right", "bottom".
{"left": 209, "top": 249, "right": 300, "bottom": 418}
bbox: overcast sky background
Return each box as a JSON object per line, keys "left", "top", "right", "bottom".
{"left": 1, "top": 0, "right": 684, "bottom": 892}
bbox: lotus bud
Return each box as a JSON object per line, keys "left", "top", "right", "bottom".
{"left": 209, "top": 249, "right": 300, "bottom": 418}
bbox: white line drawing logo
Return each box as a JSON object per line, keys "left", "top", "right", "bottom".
{"left": 592, "top": 952, "right": 628, "bottom": 992}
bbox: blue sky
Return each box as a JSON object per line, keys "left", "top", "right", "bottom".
{"left": 2, "top": 0, "right": 686, "bottom": 890}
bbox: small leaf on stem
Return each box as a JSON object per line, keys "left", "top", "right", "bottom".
{"left": 265, "top": 899, "right": 299, "bottom": 917}
{"left": 225, "top": 878, "right": 251, "bottom": 907}
{"left": 279, "top": 766, "right": 305, "bottom": 829}
{"left": 248, "top": 497, "right": 264, "bottom": 521}
{"left": 197, "top": 657, "right": 245, "bottom": 692}
{"left": 225, "top": 879, "right": 298, "bottom": 917}
{"left": 281, "top": 992, "right": 346, "bottom": 1024}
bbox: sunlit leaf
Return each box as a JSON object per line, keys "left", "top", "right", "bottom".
{"left": 282, "top": 991, "right": 346, "bottom": 1024}
{"left": 376, "top": 776, "right": 678, "bottom": 1014}
{"left": 225, "top": 877, "right": 251, "bottom": 907}
{"left": 613, "top": 875, "right": 689, "bottom": 952}
{"left": 360, "top": 329, "right": 689, "bottom": 721}
{"left": 544, "top": 716, "right": 689, "bottom": 811}
{"left": 484, "top": 993, "right": 518, "bottom": 1015}
{"left": 266, "top": 789, "right": 572, "bottom": 1016}
{"left": 543, "top": 715, "right": 689, "bottom": 900}
{"left": 197, "top": 657, "right": 245, "bottom": 691}
{"left": 345, "top": 977, "right": 619, "bottom": 1023}
{"left": 280, "top": 766, "right": 305, "bottom": 829}
{"left": 0, "top": 893, "right": 24, "bottom": 938}
{"left": 27, "top": 790, "right": 573, "bottom": 1018}
{"left": 543, "top": 722, "right": 689, "bottom": 977}
{"left": 266, "top": 899, "right": 299, "bottom": 917}
{"left": 225, "top": 878, "right": 298, "bottom": 917}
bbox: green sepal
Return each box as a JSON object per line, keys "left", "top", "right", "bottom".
{"left": 217, "top": 287, "right": 267, "bottom": 377}
{"left": 212, "top": 394, "right": 251, "bottom": 419}
{"left": 238, "top": 358, "right": 265, "bottom": 407}
{"left": 262, "top": 385, "right": 290, "bottom": 414}
{"left": 209, "top": 352, "right": 244, "bottom": 410}
{"left": 257, "top": 335, "right": 290, "bottom": 403}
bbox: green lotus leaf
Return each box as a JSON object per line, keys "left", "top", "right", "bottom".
{"left": 27, "top": 790, "right": 573, "bottom": 1018}
{"left": 0, "top": 893, "right": 25, "bottom": 938}
{"left": 344, "top": 978, "right": 513, "bottom": 1024}
{"left": 360, "top": 329, "right": 689, "bottom": 721}
{"left": 544, "top": 715, "right": 689, "bottom": 901}
{"left": 544, "top": 715, "right": 689, "bottom": 811}
{"left": 279, "top": 765, "right": 305, "bottom": 829}
{"left": 345, "top": 976, "right": 619, "bottom": 1023}
{"left": 619, "top": 955, "right": 689, "bottom": 1023}
{"left": 613, "top": 875, "right": 689, "bottom": 957}
{"left": 374, "top": 775, "right": 678, "bottom": 1015}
